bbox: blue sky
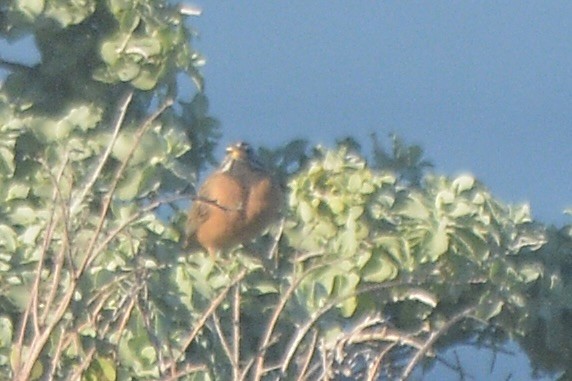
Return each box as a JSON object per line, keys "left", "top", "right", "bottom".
{"left": 193, "top": 1, "right": 572, "bottom": 227}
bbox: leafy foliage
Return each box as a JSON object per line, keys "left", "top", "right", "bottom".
{"left": 1, "top": 1, "right": 572, "bottom": 380}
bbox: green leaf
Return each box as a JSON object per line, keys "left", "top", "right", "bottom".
{"left": 334, "top": 272, "right": 360, "bottom": 317}
{"left": 347, "top": 173, "right": 363, "bottom": 193}
{"left": 436, "top": 190, "right": 455, "bottom": 207}
{"left": 0, "top": 146, "right": 15, "bottom": 175}
{"left": 361, "top": 181, "right": 375, "bottom": 194}
{"left": 6, "top": 182, "right": 30, "bottom": 201}
{"left": 511, "top": 203, "right": 532, "bottom": 224}
{"left": 362, "top": 254, "right": 398, "bottom": 283}
{"left": 126, "top": 37, "right": 162, "bottom": 59}
{"left": 131, "top": 66, "right": 161, "bottom": 90}
{"left": 452, "top": 174, "right": 475, "bottom": 194}
{"left": 475, "top": 296, "right": 504, "bottom": 321}
{"left": 97, "top": 357, "right": 117, "bottom": 381}
{"left": 20, "top": 225, "right": 42, "bottom": 246}
{"left": 101, "top": 39, "right": 122, "bottom": 65}
{"left": 449, "top": 201, "right": 476, "bottom": 218}
{"left": 15, "top": 0, "right": 45, "bottom": 20}
{"left": 396, "top": 192, "right": 430, "bottom": 220}
{"left": 43, "top": 0, "right": 95, "bottom": 26}
{"left": 116, "top": 59, "right": 141, "bottom": 81}
{"left": 313, "top": 220, "right": 337, "bottom": 239}
{"left": 328, "top": 196, "right": 345, "bottom": 214}
{"left": 115, "top": 169, "right": 144, "bottom": 200}
{"left": 9, "top": 204, "right": 37, "bottom": 225}
{"left": 453, "top": 227, "right": 489, "bottom": 261}
{"left": 0, "top": 316, "right": 13, "bottom": 347}
{"left": 65, "top": 103, "right": 103, "bottom": 131}
{"left": 423, "top": 221, "right": 449, "bottom": 262}
{"left": 298, "top": 201, "right": 315, "bottom": 223}
{"left": 348, "top": 206, "right": 364, "bottom": 220}
{"left": 518, "top": 262, "right": 543, "bottom": 283}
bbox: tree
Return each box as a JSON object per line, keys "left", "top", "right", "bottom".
{"left": 0, "top": 1, "right": 571, "bottom": 380}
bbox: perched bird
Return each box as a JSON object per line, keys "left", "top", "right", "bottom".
{"left": 185, "top": 142, "right": 283, "bottom": 259}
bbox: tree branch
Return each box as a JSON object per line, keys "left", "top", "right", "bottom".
{"left": 400, "top": 305, "right": 477, "bottom": 380}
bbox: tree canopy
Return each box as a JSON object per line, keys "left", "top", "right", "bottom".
{"left": 0, "top": 1, "right": 571, "bottom": 380}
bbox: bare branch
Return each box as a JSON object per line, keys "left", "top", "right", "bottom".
{"left": 39, "top": 154, "right": 73, "bottom": 324}
{"left": 279, "top": 281, "right": 404, "bottom": 374}
{"left": 400, "top": 305, "right": 477, "bottom": 380}
{"left": 296, "top": 329, "right": 318, "bottom": 381}
{"left": 212, "top": 311, "right": 235, "bottom": 368}
{"left": 12, "top": 157, "right": 68, "bottom": 376}
{"left": 46, "top": 325, "right": 67, "bottom": 381}
{"left": 366, "top": 342, "right": 397, "bottom": 381}
{"left": 69, "top": 89, "right": 134, "bottom": 215}
{"left": 268, "top": 218, "right": 285, "bottom": 262}
{"left": 77, "top": 96, "right": 173, "bottom": 276}
{"left": 251, "top": 259, "right": 343, "bottom": 380}
{"left": 164, "top": 269, "right": 248, "bottom": 376}
{"left": 232, "top": 284, "right": 241, "bottom": 380}
{"left": 161, "top": 363, "right": 209, "bottom": 381}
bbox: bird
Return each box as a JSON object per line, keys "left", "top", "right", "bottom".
{"left": 184, "top": 141, "right": 283, "bottom": 259}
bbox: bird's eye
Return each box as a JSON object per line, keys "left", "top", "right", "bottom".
{"left": 238, "top": 142, "right": 252, "bottom": 152}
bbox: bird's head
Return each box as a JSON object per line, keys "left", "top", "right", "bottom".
{"left": 221, "top": 141, "right": 264, "bottom": 172}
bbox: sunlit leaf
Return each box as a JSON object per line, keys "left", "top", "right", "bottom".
{"left": 362, "top": 254, "right": 398, "bottom": 283}
{"left": 0, "top": 316, "right": 13, "bottom": 347}
{"left": 347, "top": 173, "right": 363, "bottom": 193}
{"left": 518, "top": 262, "right": 543, "bottom": 283}
{"left": 423, "top": 221, "right": 449, "bottom": 262}
{"left": 126, "top": 37, "right": 162, "bottom": 59}
{"left": 131, "top": 67, "right": 161, "bottom": 90}
{"left": 452, "top": 174, "right": 475, "bottom": 194}
{"left": 298, "top": 201, "right": 315, "bottom": 223}
{"left": 396, "top": 192, "right": 430, "bottom": 220}
{"left": 15, "top": 0, "right": 44, "bottom": 20}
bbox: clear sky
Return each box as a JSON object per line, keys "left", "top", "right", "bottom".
{"left": 193, "top": 1, "right": 572, "bottom": 228}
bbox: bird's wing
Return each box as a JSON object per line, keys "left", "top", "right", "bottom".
{"left": 184, "top": 176, "right": 216, "bottom": 246}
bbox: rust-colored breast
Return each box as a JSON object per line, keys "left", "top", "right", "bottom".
{"left": 186, "top": 172, "right": 247, "bottom": 256}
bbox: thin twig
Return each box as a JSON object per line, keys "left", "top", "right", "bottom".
{"left": 39, "top": 154, "right": 72, "bottom": 324}
{"left": 366, "top": 343, "right": 397, "bottom": 381}
{"left": 251, "top": 259, "right": 341, "bottom": 380}
{"left": 279, "top": 281, "right": 404, "bottom": 374}
{"left": 348, "top": 327, "right": 429, "bottom": 353}
{"left": 78, "top": 97, "right": 174, "bottom": 276}
{"left": 164, "top": 269, "right": 248, "bottom": 376}
{"left": 88, "top": 193, "right": 188, "bottom": 270}
{"left": 136, "top": 285, "right": 170, "bottom": 374}
{"left": 212, "top": 311, "right": 235, "bottom": 369}
{"left": 46, "top": 325, "right": 67, "bottom": 380}
{"left": 400, "top": 305, "right": 477, "bottom": 380}
{"left": 161, "top": 364, "right": 209, "bottom": 381}
{"left": 232, "top": 284, "right": 241, "bottom": 380}
{"left": 296, "top": 329, "right": 318, "bottom": 381}
{"left": 69, "top": 90, "right": 134, "bottom": 215}
{"left": 268, "top": 218, "right": 285, "bottom": 261}
{"left": 13, "top": 160, "right": 64, "bottom": 375}
{"left": 70, "top": 290, "right": 139, "bottom": 381}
